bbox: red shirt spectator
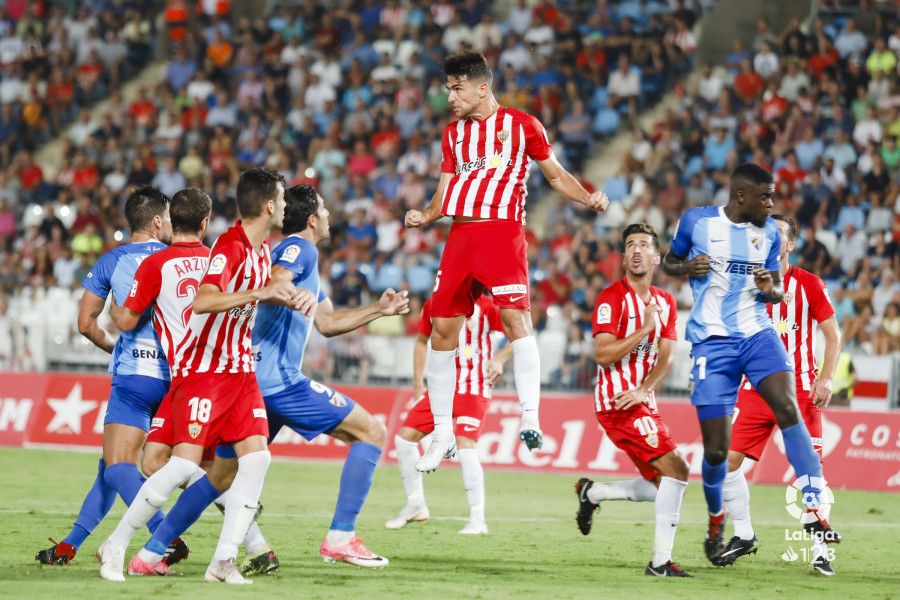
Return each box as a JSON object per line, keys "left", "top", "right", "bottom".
{"left": 734, "top": 62, "right": 765, "bottom": 103}
{"left": 775, "top": 155, "right": 806, "bottom": 191}
{"left": 760, "top": 90, "right": 789, "bottom": 121}
{"left": 72, "top": 163, "right": 99, "bottom": 190}
{"left": 18, "top": 161, "right": 43, "bottom": 190}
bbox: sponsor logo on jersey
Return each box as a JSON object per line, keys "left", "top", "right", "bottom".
{"left": 724, "top": 259, "right": 764, "bottom": 275}
{"left": 460, "top": 344, "right": 479, "bottom": 359}
{"left": 253, "top": 408, "right": 267, "bottom": 419}
{"left": 774, "top": 319, "right": 799, "bottom": 335}
{"left": 457, "top": 416, "right": 481, "bottom": 428}
{"left": 151, "top": 417, "right": 165, "bottom": 429}
{"left": 282, "top": 245, "right": 301, "bottom": 264}
{"left": 487, "top": 154, "right": 504, "bottom": 169}
{"left": 597, "top": 303, "right": 612, "bottom": 324}
{"left": 207, "top": 253, "right": 227, "bottom": 275}
{"left": 188, "top": 422, "right": 202, "bottom": 439}
{"left": 645, "top": 432, "right": 659, "bottom": 448}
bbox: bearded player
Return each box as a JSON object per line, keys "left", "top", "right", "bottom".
{"left": 721, "top": 215, "right": 842, "bottom": 576}
{"left": 405, "top": 51, "right": 609, "bottom": 472}
{"left": 35, "top": 187, "right": 174, "bottom": 566}
{"left": 387, "top": 292, "right": 511, "bottom": 535}
{"left": 574, "top": 223, "right": 692, "bottom": 577}
{"left": 97, "top": 169, "right": 310, "bottom": 584}
{"left": 109, "top": 188, "right": 282, "bottom": 577}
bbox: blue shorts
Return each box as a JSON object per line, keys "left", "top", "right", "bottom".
{"left": 690, "top": 329, "right": 792, "bottom": 408}
{"left": 264, "top": 378, "right": 356, "bottom": 442}
{"left": 104, "top": 374, "right": 170, "bottom": 431}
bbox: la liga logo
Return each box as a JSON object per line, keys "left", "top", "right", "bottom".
{"left": 785, "top": 475, "right": 834, "bottom": 519}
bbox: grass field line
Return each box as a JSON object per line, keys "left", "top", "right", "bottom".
{"left": 3, "top": 507, "right": 896, "bottom": 529}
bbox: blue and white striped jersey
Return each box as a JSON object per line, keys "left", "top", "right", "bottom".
{"left": 253, "top": 235, "right": 327, "bottom": 397}
{"left": 670, "top": 206, "right": 781, "bottom": 344}
{"left": 82, "top": 241, "right": 169, "bottom": 379}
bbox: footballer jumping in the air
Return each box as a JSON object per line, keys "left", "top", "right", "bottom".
{"left": 405, "top": 51, "right": 609, "bottom": 472}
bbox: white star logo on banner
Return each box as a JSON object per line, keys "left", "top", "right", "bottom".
{"left": 46, "top": 384, "right": 98, "bottom": 434}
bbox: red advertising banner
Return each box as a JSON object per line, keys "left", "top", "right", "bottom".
{"left": 1, "top": 373, "right": 897, "bottom": 492}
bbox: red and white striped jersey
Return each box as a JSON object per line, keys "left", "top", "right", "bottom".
{"left": 768, "top": 266, "right": 834, "bottom": 390}
{"left": 419, "top": 295, "right": 504, "bottom": 398}
{"left": 440, "top": 106, "right": 552, "bottom": 222}
{"left": 173, "top": 223, "right": 271, "bottom": 376}
{"left": 125, "top": 242, "right": 210, "bottom": 367}
{"left": 592, "top": 279, "right": 677, "bottom": 412}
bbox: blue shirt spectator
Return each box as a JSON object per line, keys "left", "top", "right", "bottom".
{"left": 703, "top": 130, "right": 735, "bottom": 172}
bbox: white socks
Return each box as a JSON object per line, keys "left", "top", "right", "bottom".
{"left": 587, "top": 477, "right": 657, "bottom": 503}
{"left": 326, "top": 529, "right": 354, "bottom": 546}
{"left": 395, "top": 435, "right": 425, "bottom": 506}
{"left": 458, "top": 448, "right": 485, "bottom": 521}
{"left": 426, "top": 349, "right": 457, "bottom": 437}
{"left": 212, "top": 450, "right": 271, "bottom": 563}
{"left": 107, "top": 456, "right": 199, "bottom": 549}
{"left": 511, "top": 336, "right": 541, "bottom": 426}
{"left": 651, "top": 476, "right": 687, "bottom": 568}
{"left": 724, "top": 469, "right": 754, "bottom": 540}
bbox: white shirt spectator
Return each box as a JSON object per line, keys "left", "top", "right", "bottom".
{"left": 815, "top": 228, "right": 838, "bottom": 257}
{"left": 524, "top": 24, "right": 555, "bottom": 56}
{"left": 398, "top": 149, "right": 428, "bottom": 176}
{"left": 834, "top": 28, "right": 867, "bottom": 59}
{"left": 280, "top": 42, "right": 306, "bottom": 66}
{"left": 206, "top": 102, "right": 237, "bottom": 128}
{"left": 853, "top": 118, "right": 883, "bottom": 148}
{"left": 499, "top": 43, "right": 530, "bottom": 71}
{"left": 304, "top": 79, "right": 336, "bottom": 113}
{"left": 53, "top": 255, "right": 80, "bottom": 288}
{"left": 698, "top": 71, "right": 723, "bottom": 104}
{"left": 507, "top": 4, "right": 532, "bottom": 35}
{"left": 311, "top": 58, "right": 342, "bottom": 89}
{"left": 868, "top": 75, "right": 891, "bottom": 105}
{"left": 472, "top": 20, "right": 502, "bottom": 52}
{"left": 370, "top": 61, "right": 400, "bottom": 83}
{"left": 835, "top": 228, "right": 868, "bottom": 274}
{"left": 609, "top": 67, "right": 640, "bottom": 98}
{"left": 442, "top": 22, "right": 473, "bottom": 53}
{"left": 0, "top": 35, "right": 24, "bottom": 64}
{"left": 187, "top": 78, "right": 215, "bottom": 102}
{"left": 104, "top": 170, "right": 127, "bottom": 194}
{"left": 396, "top": 39, "right": 421, "bottom": 68}
{"left": 372, "top": 39, "right": 397, "bottom": 58}
{"left": 376, "top": 220, "right": 402, "bottom": 254}
{"left": 0, "top": 74, "right": 23, "bottom": 104}
{"left": 68, "top": 119, "right": 98, "bottom": 146}
{"left": 753, "top": 50, "right": 779, "bottom": 79}
{"left": 819, "top": 165, "right": 847, "bottom": 191}
{"left": 779, "top": 71, "right": 810, "bottom": 101}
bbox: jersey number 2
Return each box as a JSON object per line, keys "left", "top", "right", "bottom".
{"left": 176, "top": 278, "right": 200, "bottom": 326}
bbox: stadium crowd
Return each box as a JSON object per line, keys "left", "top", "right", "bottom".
{"left": 0, "top": 1, "right": 897, "bottom": 388}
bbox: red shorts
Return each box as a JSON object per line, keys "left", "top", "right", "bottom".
{"left": 431, "top": 220, "right": 529, "bottom": 318}
{"left": 731, "top": 385, "right": 822, "bottom": 461}
{"left": 147, "top": 394, "right": 217, "bottom": 461}
{"left": 402, "top": 391, "right": 489, "bottom": 442}
{"left": 596, "top": 404, "right": 678, "bottom": 481}
{"left": 163, "top": 372, "right": 268, "bottom": 448}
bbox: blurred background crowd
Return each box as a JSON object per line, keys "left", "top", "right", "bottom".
{"left": 0, "top": 0, "right": 896, "bottom": 396}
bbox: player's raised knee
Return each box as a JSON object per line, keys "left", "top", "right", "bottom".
{"left": 364, "top": 417, "right": 388, "bottom": 447}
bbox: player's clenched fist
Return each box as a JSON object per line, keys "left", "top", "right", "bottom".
{"left": 752, "top": 267, "right": 774, "bottom": 296}
{"left": 257, "top": 279, "right": 300, "bottom": 304}
{"left": 641, "top": 302, "right": 661, "bottom": 332}
{"left": 290, "top": 288, "right": 318, "bottom": 316}
{"left": 405, "top": 209, "right": 425, "bottom": 228}
{"left": 585, "top": 191, "right": 609, "bottom": 212}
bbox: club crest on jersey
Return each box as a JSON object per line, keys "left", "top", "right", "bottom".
{"left": 329, "top": 393, "right": 347, "bottom": 408}
{"left": 497, "top": 129, "right": 509, "bottom": 142}
{"left": 188, "top": 422, "right": 202, "bottom": 439}
{"left": 208, "top": 253, "right": 227, "bottom": 275}
{"left": 645, "top": 432, "right": 659, "bottom": 448}
{"left": 282, "top": 245, "right": 301, "bottom": 264}
{"left": 751, "top": 236, "right": 761, "bottom": 251}
{"left": 597, "top": 303, "right": 612, "bottom": 324}
{"left": 784, "top": 292, "right": 794, "bottom": 304}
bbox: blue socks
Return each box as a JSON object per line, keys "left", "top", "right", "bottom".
{"left": 103, "top": 462, "right": 165, "bottom": 533}
{"left": 144, "top": 475, "right": 220, "bottom": 555}
{"left": 701, "top": 458, "right": 727, "bottom": 515}
{"left": 782, "top": 421, "right": 823, "bottom": 505}
{"left": 63, "top": 459, "right": 116, "bottom": 549}
{"left": 330, "top": 442, "right": 382, "bottom": 532}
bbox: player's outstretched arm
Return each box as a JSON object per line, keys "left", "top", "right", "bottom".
{"left": 812, "top": 315, "right": 842, "bottom": 407}
{"left": 405, "top": 172, "right": 452, "bottom": 229}
{"left": 412, "top": 333, "right": 428, "bottom": 398}
{"left": 613, "top": 338, "right": 675, "bottom": 410}
{"left": 77, "top": 289, "right": 116, "bottom": 353}
{"left": 193, "top": 280, "right": 310, "bottom": 315}
{"left": 662, "top": 251, "right": 710, "bottom": 278}
{"left": 594, "top": 303, "right": 660, "bottom": 367}
{"left": 314, "top": 289, "right": 410, "bottom": 338}
{"left": 535, "top": 153, "right": 609, "bottom": 212}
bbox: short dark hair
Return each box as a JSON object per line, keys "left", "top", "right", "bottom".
{"left": 170, "top": 188, "right": 212, "bottom": 234}
{"left": 772, "top": 214, "right": 798, "bottom": 241}
{"left": 622, "top": 222, "right": 659, "bottom": 250}
{"left": 236, "top": 168, "right": 285, "bottom": 219}
{"left": 443, "top": 51, "right": 493, "bottom": 82}
{"left": 730, "top": 162, "right": 774, "bottom": 187}
{"left": 282, "top": 184, "right": 319, "bottom": 236}
{"left": 124, "top": 186, "right": 169, "bottom": 232}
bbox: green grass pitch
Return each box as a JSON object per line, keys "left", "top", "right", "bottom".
{"left": 1, "top": 447, "right": 897, "bottom": 599}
